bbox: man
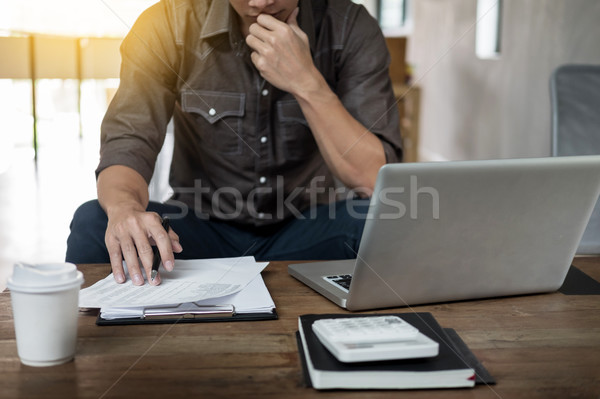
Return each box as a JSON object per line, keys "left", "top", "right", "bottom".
{"left": 66, "top": 0, "right": 402, "bottom": 286}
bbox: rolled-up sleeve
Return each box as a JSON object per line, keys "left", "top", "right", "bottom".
{"left": 96, "top": 1, "right": 180, "bottom": 183}
{"left": 334, "top": 6, "right": 403, "bottom": 163}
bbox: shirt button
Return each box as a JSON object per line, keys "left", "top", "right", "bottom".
{"left": 258, "top": 212, "right": 265, "bottom": 219}
{"left": 208, "top": 108, "right": 216, "bottom": 116}
{"left": 261, "top": 89, "right": 269, "bottom": 96}
{"left": 260, "top": 136, "right": 268, "bottom": 144}
{"left": 259, "top": 176, "right": 267, "bottom": 184}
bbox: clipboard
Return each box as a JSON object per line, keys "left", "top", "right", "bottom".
{"left": 96, "top": 303, "right": 278, "bottom": 326}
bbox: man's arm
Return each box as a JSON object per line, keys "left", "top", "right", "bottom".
{"left": 293, "top": 78, "right": 386, "bottom": 195}
{"left": 97, "top": 165, "right": 182, "bottom": 286}
{"left": 246, "top": 8, "right": 393, "bottom": 195}
{"left": 95, "top": 2, "right": 182, "bottom": 285}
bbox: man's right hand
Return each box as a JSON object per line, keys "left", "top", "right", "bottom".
{"left": 97, "top": 165, "right": 183, "bottom": 286}
{"left": 105, "top": 208, "right": 182, "bottom": 286}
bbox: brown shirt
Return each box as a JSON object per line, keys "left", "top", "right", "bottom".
{"left": 97, "top": 0, "right": 402, "bottom": 226}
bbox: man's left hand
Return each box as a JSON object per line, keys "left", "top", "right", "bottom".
{"left": 246, "top": 8, "right": 317, "bottom": 96}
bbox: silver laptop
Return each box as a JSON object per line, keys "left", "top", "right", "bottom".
{"left": 288, "top": 155, "right": 600, "bottom": 311}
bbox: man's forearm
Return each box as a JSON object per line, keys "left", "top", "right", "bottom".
{"left": 97, "top": 165, "right": 150, "bottom": 219}
{"left": 294, "top": 72, "right": 386, "bottom": 194}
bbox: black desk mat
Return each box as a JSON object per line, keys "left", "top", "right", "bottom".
{"left": 559, "top": 265, "right": 600, "bottom": 295}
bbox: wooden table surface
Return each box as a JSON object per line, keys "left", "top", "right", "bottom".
{"left": 1, "top": 258, "right": 599, "bottom": 399}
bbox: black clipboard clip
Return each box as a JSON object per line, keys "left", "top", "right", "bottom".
{"left": 143, "top": 304, "right": 236, "bottom": 320}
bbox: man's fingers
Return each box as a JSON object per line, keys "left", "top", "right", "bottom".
{"left": 245, "top": 32, "right": 270, "bottom": 55}
{"left": 169, "top": 229, "right": 183, "bottom": 253}
{"left": 150, "top": 222, "right": 174, "bottom": 273}
{"left": 108, "top": 212, "right": 150, "bottom": 285}
{"left": 254, "top": 12, "right": 300, "bottom": 44}
{"left": 250, "top": 50, "right": 265, "bottom": 71}
{"left": 255, "top": 13, "right": 284, "bottom": 31}
{"left": 106, "top": 237, "right": 126, "bottom": 283}
{"left": 105, "top": 210, "right": 179, "bottom": 286}
{"left": 120, "top": 237, "right": 145, "bottom": 286}
{"left": 287, "top": 8, "right": 304, "bottom": 37}
{"left": 286, "top": 7, "right": 300, "bottom": 27}
{"left": 247, "top": 21, "right": 272, "bottom": 43}
{"left": 127, "top": 218, "right": 156, "bottom": 284}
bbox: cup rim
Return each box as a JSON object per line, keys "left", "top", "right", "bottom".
{"left": 8, "top": 271, "right": 84, "bottom": 294}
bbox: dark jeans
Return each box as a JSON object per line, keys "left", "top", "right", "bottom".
{"left": 65, "top": 199, "right": 370, "bottom": 263}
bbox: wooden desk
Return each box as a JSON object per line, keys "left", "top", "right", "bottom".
{"left": 1, "top": 258, "right": 599, "bottom": 398}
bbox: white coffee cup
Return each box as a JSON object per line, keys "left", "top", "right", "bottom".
{"left": 7, "top": 262, "right": 84, "bottom": 367}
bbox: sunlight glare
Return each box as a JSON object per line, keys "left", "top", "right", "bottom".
{"left": 0, "top": 0, "right": 157, "bottom": 37}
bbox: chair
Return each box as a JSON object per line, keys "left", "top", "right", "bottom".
{"left": 551, "top": 64, "right": 600, "bottom": 254}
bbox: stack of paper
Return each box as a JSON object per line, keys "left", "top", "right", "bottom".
{"left": 101, "top": 275, "right": 274, "bottom": 320}
{"left": 79, "top": 256, "right": 275, "bottom": 320}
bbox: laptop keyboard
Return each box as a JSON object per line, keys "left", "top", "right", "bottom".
{"left": 324, "top": 274, "right": 353, "bottom": 292}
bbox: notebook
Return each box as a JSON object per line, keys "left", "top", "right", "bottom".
{"left": 289, "top": 155, "right": 600, "bottom": 310}
{"left": 296, "top": 312, "right": 489, "bottom": 390}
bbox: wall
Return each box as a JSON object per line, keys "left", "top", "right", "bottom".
{"left": 408, "top": 0, "right": 600, "bottom": 161}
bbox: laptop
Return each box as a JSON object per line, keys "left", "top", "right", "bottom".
{"left": 288, "top": 155, "right": 600, "bottom": 311}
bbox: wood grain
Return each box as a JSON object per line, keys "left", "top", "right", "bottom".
{"left": 0, "top": 258, "right": 599, "bottom": 398}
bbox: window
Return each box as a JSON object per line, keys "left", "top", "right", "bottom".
{"left": 352, "top": 0, "right": 413, "bottom": 36}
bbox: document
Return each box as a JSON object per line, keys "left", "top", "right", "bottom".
{"left": 100, "top": 274, "right": 275, "bottom": 320}
{"left": 79, "top": 256, "right": 268, "bottom": 308}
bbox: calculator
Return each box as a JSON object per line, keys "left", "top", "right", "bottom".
{"left": 311, "top": 316, "right": 439, "bottom": 362}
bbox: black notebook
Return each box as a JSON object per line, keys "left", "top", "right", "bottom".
{"left": 297, "top": 312, "right": 494, "bottom": 390}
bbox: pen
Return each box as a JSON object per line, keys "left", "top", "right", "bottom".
{"left": 151, "top": 217, "right": 170, "bottom": 282}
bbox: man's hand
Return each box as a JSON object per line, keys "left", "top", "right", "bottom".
{"left": 246, "top": 8, "right": 318, "bottom": 96}
{"left": 245, "top": 7, "right": 386, "bottom": 192}
{"left": 98, "top": 165, "right": 184, "bottom": 286}
{"left": 105, "top": 208, "right": 182, "bottom": 286}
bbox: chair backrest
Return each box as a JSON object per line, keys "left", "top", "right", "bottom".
{"left": 551, "top": 64, "right": 600, "bottom": 254}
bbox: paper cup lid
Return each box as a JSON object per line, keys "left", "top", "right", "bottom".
{"left": 7, "top": 263, "right": 84, "bottom": 293}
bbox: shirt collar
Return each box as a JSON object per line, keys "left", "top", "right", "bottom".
{"left": 200, "top": 0, "right": 230, "bottom": 39}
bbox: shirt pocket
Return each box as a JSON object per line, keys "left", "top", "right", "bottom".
{"left": 181, "top": 90, "right": 245, "bottom": 155}
{"left": 277, "top": 99, "right": 316, "bottom": 160}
